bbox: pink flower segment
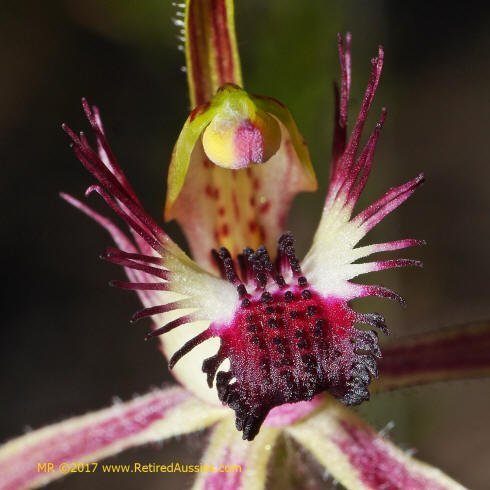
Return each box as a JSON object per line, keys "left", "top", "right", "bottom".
{"left": 203, "top": 447, "right": 244, "bottom": 490}
{"left": 60, "top": 34, "right": 424, "bottom": 442}
{"left": 0, "top": 388, "right": 191, "bottom": 490}
{"left": 334, "top": 421, "right": 447, "bottom": 490}
{"left": 234, "top": 119, "right": 267, "bottom": 167}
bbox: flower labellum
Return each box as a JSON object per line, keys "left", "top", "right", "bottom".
{"left": 197, "top": 233, "right": 387, "bottom": 441}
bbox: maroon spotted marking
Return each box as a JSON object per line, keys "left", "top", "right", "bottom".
{"left": 221, "top": 223, "right": 229, "bottom": 237}
{"left": 259, "top": 225, "right": 266, "bottom": 242}
{"left": 248, "top": 220, "right": 258, "bottom": 233}
{"left": 203, "top": 157, "right": 214, "bottom": 168}
{"left": 259, "top": 200, "right": 270, "bottom": 214}
{"left": 232, "top": 192, "right": 240, "bottom": 219}
{"left": 205, "top": 184, "right": 219, "bottom": 200}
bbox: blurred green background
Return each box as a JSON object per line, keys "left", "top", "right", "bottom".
{"left": 1, "top": 0, "right": 489, "bottom": 488}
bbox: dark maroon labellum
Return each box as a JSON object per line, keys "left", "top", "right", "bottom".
{"left": 178, "top": 232, "right": 387, "bottom": 440}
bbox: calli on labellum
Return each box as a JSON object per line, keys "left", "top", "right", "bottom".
{"left": 2, "top": 1, "right": 490, "bottom": 489}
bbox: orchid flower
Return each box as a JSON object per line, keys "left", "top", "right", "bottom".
{"left": 2, "top": 1, "right": 490, "bottom": 489}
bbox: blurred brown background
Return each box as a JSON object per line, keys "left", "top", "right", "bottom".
{"left": 1, "top": 0, "right": 489, "bottom": 488}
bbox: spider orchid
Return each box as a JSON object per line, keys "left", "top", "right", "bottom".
{"left": 2, "top": 1, "right": 490, "bottom": 489}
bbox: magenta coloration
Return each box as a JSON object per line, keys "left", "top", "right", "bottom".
{"left": 234, "top": 119, "right": 265, "bottom": 167}
{"left": 61, "top": 99, "right": 171, "bottom": 258}
{"left": 263, "top": 396, "right": 324, "bottom": 427}
{"left": 204, "top": 466, "right": 243, "bottom": 490}
{"left": 0, "top": 389, "right": 189, "bottom": 490}
{"left": 177, "top": 233, "right": 386, "bottom": 441}
{"left": 335, "top": 421, "right": 447, "bottom": 490}
{"left": 203, "top": 447, "right": 244, "bottom": 490}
